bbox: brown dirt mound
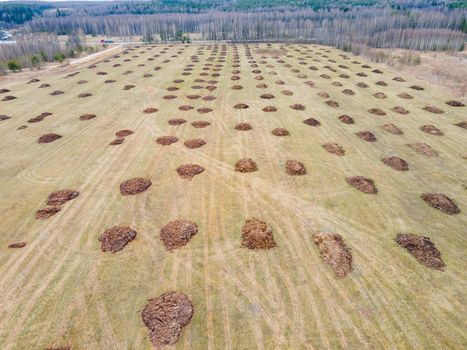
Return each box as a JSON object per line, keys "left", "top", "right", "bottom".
{"left": 27, "top": 78, "right": 40, "bottom": 84}
{"left": 455, "top": 121, "right": 467, "bottom": 129}
{"left": 8, "top": 241, "right": 27, "bottom": 249}
{"left": 191, "top": 121, "right": 210, "bottom": 128}
{"left": 39, "top": 83, "right": 51, "bottom": 88}
{"left": 163, "top": 95, "right": 177, "bottom": 100}
{"left": 38, "top": 133, "right": 62, "bottom": 144}
{"left": 332, "top": 82, "right": 343, "bottom": 87}
{"left": 187, "top": 94, "right": 200, "bottom": 99}
{"left": 99, "top": 226, "right": 137, "bottom": 252}
{"left": 50, "top": 90, "right": 64, "bottom": 96}
{"left": 322, "top": 143, "right": 345, "bottom": 156}
{"left": 272, "top": 128, "right": 289, "bottom": 136}
{"left": 120, "top": 178, "right": 152, "bottom": 195}
{"left": 197, "top": 107, "right": 212, "bottom": 114}
{"left": 157, "top": 136, "right": 179, "bottom": 145}
{"left": 382, "top": 123, "right": 403, "bottom": 135}
{"left": 184, "top": 139, "right": 206, "bottom": 149}
{"left": 314, "top": 232, "right": 352, "bottom": 278}
{"left": 28, "top": 112, "right": 52, "bottom": 123}
{"left": 47, "top": 189, "right": 79, "bottom": 206}
{"left": 356, "top": 82, "right": 368, "bottom": 88}
{"left": 142, "top": 291, "right": 194, "bottom": 346}
{"left": 356, "top": 131, "right": 376, "bottom": 142}
{"left": 285, "top": 160, "right": 307, "bottom": 175}
{"left": 173, "top": 79, "right": 184, "bottom": 83}
{"left": 339, "top": 115, "right": 354, "bottom": 124}
{"left": 179, "top": 105, "right": 193, "bottom": 111}
{"left": 342, "top": 89, "right": 355, "bottom": 96}
{"left": 79, "top": 114, "right": 96, "bottom": 121}
{"left": 0, "top": 88, "right": 10, "bottom": 94}
{"left": 168, "top": 118, "right": 186, "bottom": 126}
{"left": 325, "top": 100, "right": 339, "bottom": 108}
{"left": 368, "top": 108, "right": 386, "bottom": 116}
{"left": 260, "top": 94, "right": 275, "bottom": 99}
{"left": 35, "top": 206, "right": 61, "bottom": 219}
{"left": 373, "top": 69, "right": 383, "bottom": 74}
{"left": 241, "top": 218, "right": 276, "bottom": 249}
{"left": 393, "top": 77, "right": 405, "bottom": 82}
{"left": 318, "top": 92, "right": 330, "bottom": 98}
{"left": 420, "top": 125, "right": 443, "bottom": 136}
{"left": 392, "top": 106, "right": 410, "bottom": 115}
{"left": 160, "top": 220, "right": 198, "bottom": 250}
{"left": 376, "top": 80, "right": 387, "bottom": 86}
{"left": 176, "top": 164, "right": 205, "bottom": 180}
{"left": 115, "top": 130, "right": 133, "bottom": 137}
{"left": 78, "top": 93, "right": 92, "bottom": 98}
{"left": 346, "top": 176, "right": 377, "bottom": 194}
{"left": 97, "top": 72, "right": 107, "bottom": 75}
{"left": 17, "top": 125, "right": 27, "bottom": 130}
{"left": 410, "top": 85, "right": 424, "bottom": 91}
{"left": 144, "top": 107, "right": 158, "bottom": 114}
{"left": 231, "top": 85, "right": 243, "bottom": 90}
{"left": 373, "top": 92, "right": 387, "bottom": 99}
{"left": 398, "top": 92, "right": 413, "bottom": 99}
{"left": 123, "top": 85, "right": 135, "bottom": 90}
{"left": 382, "top": 156, "right": 409, "bottom": 171}
{"left": 421, "top": 193, "right": 460, "bottom": 215}
{"left": 446, "top": 100, "right": 465, "bottom": 107}
{"left": 235, "top": 158, "right": 258, "bottom": 173}
{"left": 395, "top": 233, "right": 444, "bottom": 270}
{"left": 0, "top": 115, "right": 10, "bottom": 122}
{"left": 110, "top": 138, "right": 124, "bottom": 145}
{"left": 408, "top": 143, "right": 438, "bottom": 157}
{"left": 263, "top": 106, "right": 277, "bottom": 112}
{"left": 235, "top": 123, "right": 252, "bottom": 131}
{"left": 423, "top": 106, "right": 444, "bottom": 114}
{"left": 303, "top": 118, "right": 320, "bottom": 127}
{"left": 234, "top": 103, "right": 249, "bottom": 109}
{"left": 290, "top": 103, "right": 305, "bottom": 110}
{"left": 203, "top": 96, "right": 216, "bottom": 101}
{"left": 282, "top": 90, "right": 293, "bottom": 95}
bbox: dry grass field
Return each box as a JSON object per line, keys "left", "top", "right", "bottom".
{"left": 0, "top": 43, "right": 466, "bottom": 350}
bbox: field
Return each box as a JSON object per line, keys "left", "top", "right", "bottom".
{"left": 0, "top": 43, "right": 466, "bottom": 349}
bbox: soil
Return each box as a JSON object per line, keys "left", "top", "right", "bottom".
{"left": 50, "top": 91, "right": 64, "bottom": 96}
{"left": 164, "top": 95, "right": 177, "bottom": 100}
{"left": 160, "top": 220, "right": 198, "bottom": 250}
{"left": 423, "top": 106, "right": 444, "bottom": 114}
{"left": 325, "top": 100, "right": 339, "bottom": 108}
{"left": 123, "top": 85, "right": 135, "bottom": 90}
{"left": 421, "top": 193, "right": 460, "bottom": 215}
{"left": 176, "top": 164, "right": 205, "bottom": 180}
{"left": 303, "top": 118, "right": 321, "bottom": 126}
{"left": 346, "top": 176, "right": 377, "bottom": 194}
{"left": 39, "top": 84, "right": 51, "bottom": 88}
{"left": 272, "top": 128, "right": 289, "bottom": 136}
{"left": 235, "top": 158, "right": 258, "bottom": 173}
{"left": 382, "top": 123, "right": 403, "bottom": 135}
{"left": 395, "top": 233, "right": 445, "bottom": 270}
{"left": 314, "top": 232, "right": 352, "bottom": 278}
{"left": 197, "top": 107, "right": 212, "bottom": 114}
{"left": 382, "top": 156, "right": 409, "bottom": 171}
{"left": 263, "top": 106, "right": 277, "bottom": 112}
{"left": 143, "top": 107, "right": 158, "bottom": 114}
{"left": 78, "top": 93, "right": 92, "bottom": 98}
{"left": 261, "top": 94, "right": 275, "bottom": 99}
{"left": 0, "top": 89, "right": 10, "bottom": 94}
{"left": 356, "top": 82, "right": 369, "bottom": 88}
{"left": 99, "top": 226, "right": 137, "bottom": 253}
{"left": 322, "top": 143, "right": 345, "bottom": 156}
{"left": 290, "top": 104, "right": 305, "bottom": 110}
{"left": 235, "top": 123, "right": 252, "bottom": 131}
{"left": 179, "top": 105, "right": 194, "bottom": 111}
{"left": 410, "top": 85, "right": 424, "bottom": 91}
{"left": 393, "top": 77, "right": 405, "bottom": 82}
{"left": 282, "top": 90, "right": 293, "bottom": 95}
{"left": 339, "top": 115, "right": 354, "bottom": 124}
{"left": 184, "top": 139, "right": 206, "bottom": 149}
{"left": 408, "top": 143, "right": 438, "bottom": 157}
{"left": 232, "top": 85, "right": 243, "bottom": 90}
{"left": 38, "top": 133, "right": 62, "bottom": 144}
{"left": 47, "top": 189, "right": 79, "bottom": 206}
{"left": 368, "top": 108, "right": 386, "bottom": 116}
{"left": 398, "top": 92, "right": 413, "bottom": 99}
{"left": 35, "top": 206, "right": 61, "bottom": 219}
{"left": 241, "top": 218, "right": 276, "bottom": 249}
{"left": 156, "top": 136, "right": 179, "bottom": 145}
{"left": 120, "top": 178, "right": 152, "bottom": 196}
{"left": 455, "top": 121, "right": 467, "bottom": 129}
{"left": 234, "top": 103, "right": 249, "bottom": 109}
{"left": 203, "top": 96, "right": 216, "bottom": 101}
{"left": 373, "top": 92, "right": 387, "bottom": 99}
{"left": 168, "top": 118, "right": 186, "bottom": 126}
{"left": 356, "top": 131, "right": 377, "bottom": 142}
{"left": 110, "top": 138, "right": 124, "bottom": 145}
{"left": 446, "top": 100, "right": 465, "bottom": 107}
{"left": 17, "top": 125, "right": 27, "bottom": 130}
{"left": 1, "top": 95, "right": 16, "bottom": 101}
{"left": 318, "top": 92, "right": 330, "bottom": 98}
{"left": 187, "top": 95, "right": 200, "bottom": 99}
{"left": 0, "top": 115, "right": 10, "bottom": 122}
{"left": 376, "top": 81, "right": 388, "bottom": 86}
{"left": 285, "top": 160, "right": 307, "bottom": 175}
{"left": 141, "top": 291, "right": 194, "bottom": 346}
{"left": 191, "top": 121, "right": 211, "bottom": 128}
{"left": 79, "top": 114, "right": 96, "bottom": 121}
{"left": 28, "top": 112, "right": 52, "bottom": 123}
{"left": 108, "top": 125, "right": 130, "bottom": 137}
{"left": 8, "top": 241, "right": 27, "bottom": 249}
{"left": 392, "top": 106, "right": 410, "bottom": 115}
{"left": 342, "top": 89, "right": 355, "bottom": 96}
{"left": 420, "top": 125, "right": 443, "bottom": 136}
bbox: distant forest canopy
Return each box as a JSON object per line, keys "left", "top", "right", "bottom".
{"left": 0, "top": 0, "right": 466, "bottom": 52}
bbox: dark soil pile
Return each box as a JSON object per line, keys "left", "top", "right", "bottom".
{"left": 179, "top": 105, "right": 194, "bottom": 111}
{"left": 339, "top": 115, "right": 354, "bottom": 124}
{"left": 39, "top": 83, "right": 51, "bottom": 88}
{"left": 303, "top": 118, "right": 321, "bottom": 126}
{"left": 393, "top": 77, "right": 405, "bottom": 82}
{"left": 373, "top": 92, "right": 387, "bottom": 99}
{"left": 392, "top": 106, "right": 410, "bottom": 115}
{"left": 142, "top": 291, "right": 194, "bottom": 346}
{"left": 120, "top": 178, "right": 152, "bottom": 195}
{"left": 318, "top": 92, "right": 330, "bottom": 98}
{"left": 1, "top": 95, "right": 17, "bottom": 102}
{"left": 234, "top": 103, "right": 249, "bottom": 109}
{"left": 376, "top": 81, "right": 387, "bottom": 86}
{"left": 272, "top": 128, "right": 289, "bottom": 136}
{"left": 235, "top": 123, "right": 252, "bottom": 131}
{"left": 260, "top": 94, "right": 275, "bottom": 99}
{"left": 282, "top": 90, "right": 293, "bottom": 95}
{"left": 235, "top": 158, "right": 258, "bottom": 173}
{"left": 110, "top": 138, "right": 124, "bottom": 145}
{"left": 263, "top": 106, "right": 277, "bottom": 112}
{"left": 455, "top": 121, "right": 467, "bottom": 129}
{"left": 356, "top": 82, "right": 368, "bottom": 88}
{"left": 28, "top": 112, "right": 52, "bottom": 123}
{"left": 423, "top": 106, "right": 444, "bottom": 114}
{"left": 169, "top": 118, "right": 186, "bottom": 125}
{"left": 342, "top": 89, "right": 355, "bottom": 96}
{"left": 285, "top": 160, "right": 307, "bottom": 175}
{"left": 322, "top": 143, "right": 345, "bottom": 156}
{"left": 346, "top": 176, "right": 377, "bottom": 194}
{"left": 79, "top": 114, "right": 96, "bottom": 121}
{"left": 0, "top": 88, "right": 10, "bottom": 94}
{"left": 115, "top": 130, "right": 133, "bottom": 137}
{"left": 410, "top": 85, "right": 424, "bottom": 91}
{"left": 231, "top": 85, "right": 243, "bottom": 90}
{"left": 398, "top": 92, "right": 413, "bottom": 99}
{"left": 77, "top": 80, "right": 88, "bottom": 84}
{"left": 184, "top": 139, "right": 206, "bottom": 149}
{"left": 160, "top": 220, "right": 198, "bottom": 250}
{"left": 191, "top": 121, "right": 211, "bottom": 128}
{"left": 420, "top": 125, "right": 443, "bottom": 136}
{"left": 314, "top": 232, "right": 352, "bottom": 278}
{"left": 382, "top": 123, "right": 403, "bottom": 135}
{"left": 123, "top": 85, "right": 135, "bottom": 90}
{"left": 421, "top": 193, "right": 460, "bottom": 215}
{"left": 163, "top": 95, "right": 177, "bottom": 100}
{"left": 382, "top": 156, "right": 409, "bottom": 171}
{"left": 35, "top": 206, "right": 61, "bottom": 219}
{"left": 408, "top": 143, "right": 438, "bottom": 157}
{"left": 176, "top": 164, "right": 205, "bottom": 180}
{"left": 156, "top": 136, "right": 179, "bottom": 145}
{"left": 8, "top": 241, "right": 27, "bottom": 249}
{"left": 203, "top": 96, "right": 216, "bottom": 101}
{"left": 99, "top": 226, "right": 137, "bottom": 252}
{"left": 17, "top": 125, "right": 27, "bottom": 130}
{"left": 38, "top": 133, "right": 62, "bottom": 143}
{"left": 241, "top": 218, "right": 276, "bottom": 249}
{"left": 187, "top": 94, "right": 200, "bottom": 99}
{"left": 368, "top": 108, "right": 386, "bottom": 116}
{"left": 356, "top": 131, "right": 376, "bottom": 142}
{"left": 105, "top": 80, "right": 116, "bottom": 84}
{"left": 78, "top": 93, "right": 92, "bottom": 98}
{"left": 50, "top": 91, "right": 64, "bottom": 96}
{"left": 290, "top": 103, "right": 305, "bottom": 110}
{"left": 0, "top": 115, "right": 10, "bottom": 122}
{"left": 143, "top": 107, "right": 158, "bottom": 114}
{"left": 47, "top": 189, "right": 79, "bottom": 206}
{"left": 395, "top": 233, "right": 445, "bottom": 270}
{"left": 197, "top": 107, "right": 212, "bottom": 114}
{"left": 325, "top": 100, "right": 339, "bottom": 108}
{"left": 446, "top": 100, "right": 465, "bottom": 107}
